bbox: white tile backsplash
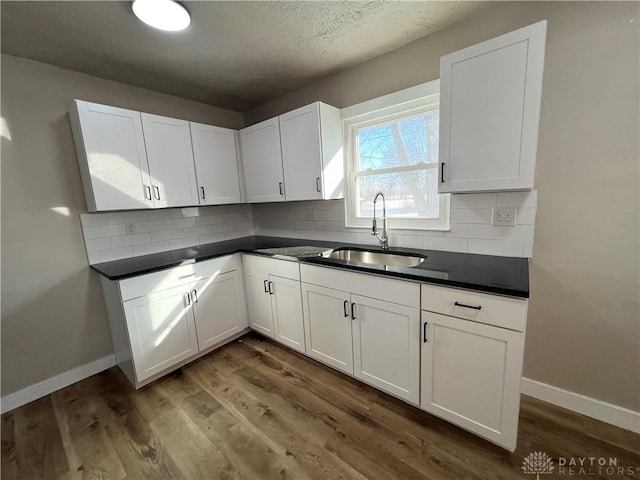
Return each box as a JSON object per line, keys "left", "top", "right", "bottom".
{"left": 81, "top": 204, "right": 254, "bottom": 264}
{"left": 83, "top": 224, "right": 125, "bottom": 239}
{"left": 81, "top": 192, "right": 537, "bottom": 264}
{"left": 252, "top": 193, "right": 537, "bottom": 258}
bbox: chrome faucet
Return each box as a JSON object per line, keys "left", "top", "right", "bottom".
{"left": 371, "top": 191, "right": 389, "bottom": 251}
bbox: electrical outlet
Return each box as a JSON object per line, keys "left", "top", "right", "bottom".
{"left": 492, "top": 207, "right": 517, "bottom": 226}
{"left": 306, "top": 208, "right": 317, "bottom": 221}
{"left": 126, "top": 223, "right": 137, "bottom": 235}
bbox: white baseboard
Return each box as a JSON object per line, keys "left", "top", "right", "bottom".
{"left": 0, "top": 354, "right": 116, "bottom": 414}
{"left": 521, "top": 377, "right": 640, "bottom": 434}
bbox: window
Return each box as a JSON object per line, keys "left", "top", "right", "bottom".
{"left": 343, "top": 82, "right": 449, "bottom": 230}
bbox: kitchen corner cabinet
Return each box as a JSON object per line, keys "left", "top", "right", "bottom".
{"left": 190, "top": 122, "right": 242, "bottom": 205}
{"left": 438, "top": 21, "right": 547, "bottom": 193}
{"left": 279, "top": 102, "right": 344, "bottom": 201}
{"left": 239, "top": 101, "right": 344, "bottom": 203}
{"left": 300, "top": 264, "right": 420, "bottom": 404}
{"left": 70, "top": 100, "right": 154, "bottom": 211}
{"left": 140, "top": 113, "right": 200, "bottom": 207}
{"left": 242, "top": 254, "right": 305, "bottom": 353}
{"left": 100, "top": 254, "right": 248, "bottom": 388}
{"left": 239, "top": 118, "right": 285, "bottom": 203}
{"left": 420, "top": 284, "right": 527, "bottom": 451}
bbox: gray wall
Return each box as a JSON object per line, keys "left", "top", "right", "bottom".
{"left": 246, "top": 2, "right": 640, "bottom": 411}
{"left": 0, "top": 54, "right": 244, "bottom": 396}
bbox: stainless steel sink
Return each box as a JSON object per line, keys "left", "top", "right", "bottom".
{"left": 326, "top": 249, "right": 425, "bottom": 268}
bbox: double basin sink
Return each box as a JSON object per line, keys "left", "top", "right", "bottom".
{"left": 323, "top": 248, "right": 425, "bottom": 268}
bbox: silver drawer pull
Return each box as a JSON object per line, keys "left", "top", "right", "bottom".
{"left": 179, "top": 273, "right": 196, "bottom": 279}
{"left": 454, "top": 301, "right": 482, "bottom": 311}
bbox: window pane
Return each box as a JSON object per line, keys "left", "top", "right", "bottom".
{"left": 356, "top": 111, "right": 439, "bottom": 171}
{"left": 355, "top": 169, "right": 440, "bottom": 219}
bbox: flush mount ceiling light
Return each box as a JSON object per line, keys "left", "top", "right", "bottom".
{"left": 132, "top": 0, "right": 191, "bottom": 32}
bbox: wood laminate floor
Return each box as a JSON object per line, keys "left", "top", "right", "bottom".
{"left": 2, "top": 333, "right": 639, "bottom": 480}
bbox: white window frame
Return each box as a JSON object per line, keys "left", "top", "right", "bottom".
{"left": 342, "top": 80, "right": 450, "bottom": 230}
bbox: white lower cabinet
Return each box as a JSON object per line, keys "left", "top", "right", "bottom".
{"left": 101, "top": 254, "right": 248, "bottom": 388}
{"left": 243, "top": 255, "right": 305, "bottom": 353}
{"left": 123, "top": 284, "right": 199, "bottom": 382}
{"left": 420, "top": 284, "right": 527, "bottom": 451}
{"left": 300, "top": 265, "right": 421, "bottom": 404}
{"left": 352, "top": 295, "right": 420, "bottom": 404}
{"left": 191, "top": 271, "right": 248, "bottom": 351}
{"left": 301, "top": 284, "right": 353, "bottom": 374}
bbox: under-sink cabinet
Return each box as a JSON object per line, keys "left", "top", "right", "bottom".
{"left": 300, "top": 264, "right": 421, "bottom": 404}
{"left": 420, "top": 283, "right": 527, "bottom": 451}
{"left": 100, "top": 254, "right": 248, "bottom": 388}
{"left": 242, "top": 254, "right": 306, "bottom": 353}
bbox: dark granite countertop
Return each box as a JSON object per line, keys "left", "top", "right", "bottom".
{"left": 90, "top": 235, "right": 529, "bottom": 298}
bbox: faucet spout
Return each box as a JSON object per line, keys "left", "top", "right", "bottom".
{"left": 371, "top": 191, "right": 389, "bottom": 251}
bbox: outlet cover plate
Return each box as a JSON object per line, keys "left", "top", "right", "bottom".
{"left": 126, "top": 223, "right": 137, "bottom": 235}
{"left": 306, "top": 209, "right": 316, "bottom": 221}
{"left": 492, "top": 207, "right": 516, "bottom": 226}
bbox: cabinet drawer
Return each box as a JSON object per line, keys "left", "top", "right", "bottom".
{"left": 119, "top": 254, "right": 239, "bottom": 301}
{"left": 242, "top": 254, "right": 300, "bottom": 280}
{"left": 300, "top": 264, "right": 419, "bottom": 308}
{"left": 421, "top": 284, "right": 527, "bottom": 332}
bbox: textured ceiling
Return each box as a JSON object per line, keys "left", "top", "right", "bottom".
{"left": 1, "top": 1, "right": 486, "bottom": 111}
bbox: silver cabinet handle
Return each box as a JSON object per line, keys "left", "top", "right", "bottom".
{"left": 178, "top": 273, "right": 196, "bottom": 279}
{"left": 153, "top": 185, "right": 161, "bottom": 200}
{"left": 278, "top": 182, "right": 284, "bottom": 196}
{"left": 343, "top": 300, "right": 349, "bottom": 317}
{"left": 268, "top": 281, "right": 274, "bottom": 295}
{"left": 191, "top": 289, "right": 198, "bottom": 303}
{"left": 184, "top": 292, "right": 191, "bottom": 306}
{"left": 454, "top": 301, "right": 482, "bottom": 311}
{"left": 200, "top": 186, "right": 205, "bottom": 200}
{"left": 351, "top": 302, "right": 356, "bottom": 320}
{"left": 263, "top": 280, "right": 269, "bottom": 293}
{"left": 144, "top": 185, "right": 152, "bottom": 200}
{"left": 316, "top": 177, "right": 321, "bottom": 192}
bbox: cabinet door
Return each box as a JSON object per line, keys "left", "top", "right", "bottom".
{"left": 239, "top": 118, "right": 285, "bottom": 203}
{"left": 244, "top": 267, "right": 275, "bottom": 338}
{"left": 123, "top": 285, "right": 198, "bottom": 382}
{"left": 70, "top": 100, "right": 153, "bottom": 211}
{"left": 191, "top": 271, "right": 248, "bottom": 351}
{"left": 279, "top": 103, "right": 323, "bottom": 201}
{"left": 190, "top": 123, "right": 242, "bottom": 205}
{"left": 352, "top": 295, "right": 420, "bottom": 404}
{"left": 269, "top": 275, "right": 305, "bottom": 354}
{"left": 421, "top": 311, "right": 525, "bottom": 451}
{"left": 301, "top": 283, "right": 353, "bottom": 375}
{"left": 439, "top": 21, "right": 546, "bottom": 193}
{"left": 141, "top": 113, "right": 199, "bottom": 207}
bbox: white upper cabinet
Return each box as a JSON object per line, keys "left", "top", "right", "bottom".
{"left": 70, "top": 100, "right": 154, "bottom": 211}
{"left": 140, "top": 113, "right": 200, "bottom": 208}
{"left": 239, "top": 118, "right": 285, "bottom": 203}
{"left": 279, "top": 102, "right": 344, "bottom": 201}
{"left": 439, "top": 21, "right": 547, "bottom": 193}
{"left": 240, "top": 102, "right": 344, "bottom": 203}
{"left": 190, "top": 123, "right": 242, "bottom": 205}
